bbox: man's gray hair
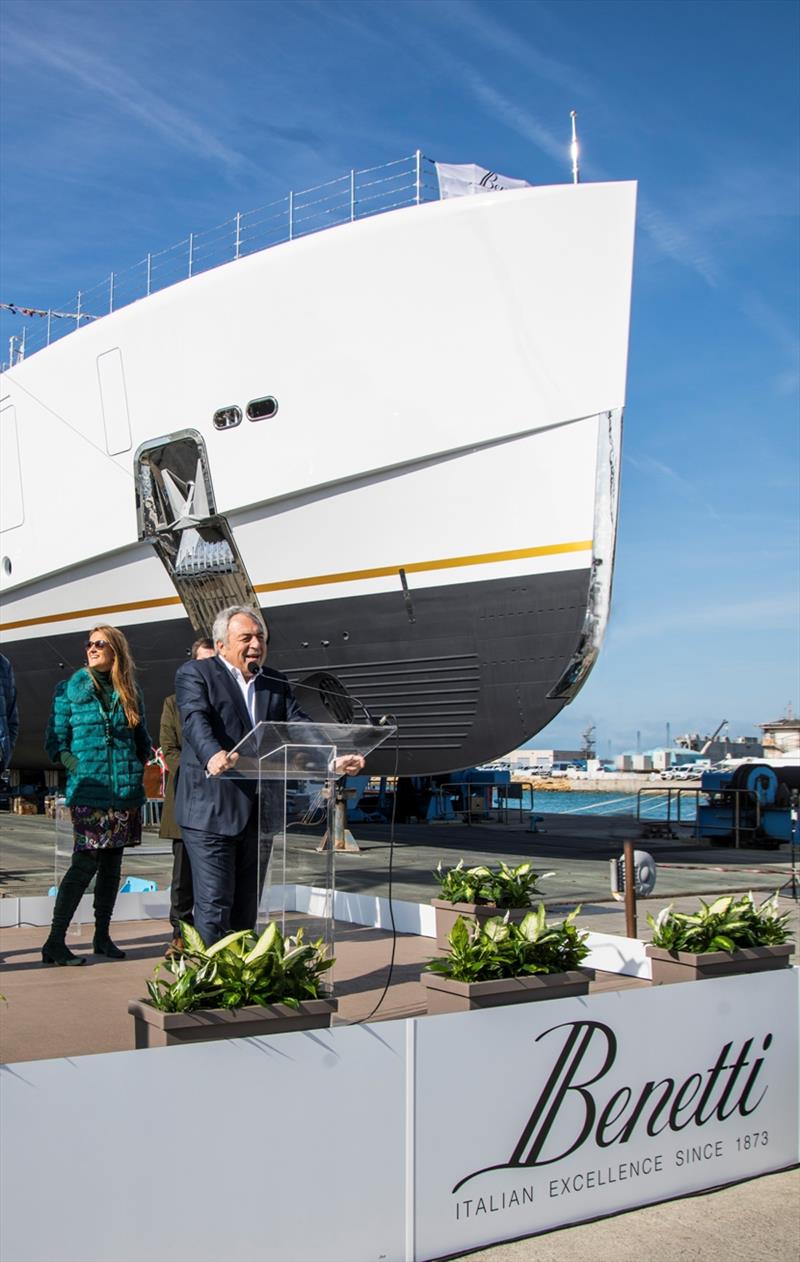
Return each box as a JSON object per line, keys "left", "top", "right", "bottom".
{"left": 212, "top": 605, "right": 268, "bottom": 647}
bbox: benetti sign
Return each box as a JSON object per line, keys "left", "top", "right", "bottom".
{"left": 414, "top": 974, "right": 799, "bottom": 1259}
{"left": 2, "top": 963, "right": 797, "bottom": 1262}
{"left": 456, "top": 1018, "right": 773, "bottom": 1187}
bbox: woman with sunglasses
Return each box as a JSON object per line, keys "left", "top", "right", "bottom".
{"left": 42, "top": 626, "right": 152, "bottom": 965}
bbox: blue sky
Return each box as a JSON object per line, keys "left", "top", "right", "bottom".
{"left": 1, "top": 0, "right": 798, "bottom": 754}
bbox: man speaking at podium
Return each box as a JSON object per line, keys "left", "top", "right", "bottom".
{"left": 175, "top": 604, "right": 363, "bottom": 946}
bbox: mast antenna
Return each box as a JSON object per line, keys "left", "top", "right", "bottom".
{"left": 570, "top": 110, "right": 580, "bottom": 184}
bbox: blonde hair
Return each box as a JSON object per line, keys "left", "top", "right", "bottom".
{"left": 87, "top": 625, "right": 140, "bottom": 727}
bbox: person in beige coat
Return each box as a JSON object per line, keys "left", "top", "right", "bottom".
{"left": 159, "top": 637, "right": 215, "bottom": 949}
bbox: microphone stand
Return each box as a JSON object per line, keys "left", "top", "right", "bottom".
{"left": 317, "top": 783, "right": 362, "bottom": 854}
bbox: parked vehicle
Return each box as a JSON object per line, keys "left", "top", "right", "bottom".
{"left": 661, "top": 763, "right": 707, "bottom": 781}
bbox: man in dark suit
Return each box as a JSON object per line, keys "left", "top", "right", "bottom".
{"left": 175, "top": 605, "right": 362, "bottom": 946}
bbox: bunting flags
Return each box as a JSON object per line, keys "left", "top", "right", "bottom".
{"left": 1, "top": 303, "right": 46, "bottom": 317}
{"left": 0, "top": 302, "right": 97, "bottom": 321}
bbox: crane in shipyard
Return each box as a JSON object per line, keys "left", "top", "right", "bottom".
{"left": 700, "top": 720, "right": 728, "bottom": 754}
{"left": 676, "top": 720, "right": 728, "bottom": 753}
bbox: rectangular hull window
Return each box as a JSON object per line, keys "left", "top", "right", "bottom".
{"left": 97, "top": 348, "right": 132, "bottom": 455}
{"left": 0, "top": 404, "right": 24, "bottom": 531}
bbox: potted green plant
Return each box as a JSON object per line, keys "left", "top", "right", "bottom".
{"left": 646, "top": 892, "right": 794, "bottom": 984}
{"left": 431, "top": 860, "right": 552, "bottom": 950}
{"left": 129, "top": 920, "right": 337, "bottom": 1048}
{"left": 422, "top": 904, "right": 592, "bottom": 1014}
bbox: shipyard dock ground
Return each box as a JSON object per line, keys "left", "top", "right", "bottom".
{"left": 2, "top": 806, "right": 797, "bottom": 909}
{"left": 457, "top": 1167, "right": 799, "bottom": 1262}
{"left": 3, "top": 806, "right": 797, "bottom": 1055}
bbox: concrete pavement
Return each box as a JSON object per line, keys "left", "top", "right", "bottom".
{"left": 453, "top": 1168, "right": 799, "bottom": 1262}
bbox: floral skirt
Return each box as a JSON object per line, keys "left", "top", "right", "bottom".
{"left": 71, "top": 806, "right": 142, "bottom": 852}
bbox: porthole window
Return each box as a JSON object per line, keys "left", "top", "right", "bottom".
{"left": 213, "top": 405, "right": 242, "bottom": 431}
{"left": 247, "top": 396, "right": 278, "bottom": 422}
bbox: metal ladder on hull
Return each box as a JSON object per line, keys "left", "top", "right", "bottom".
{"left": 134, "top": 428, "right": 260, "bottom": 634}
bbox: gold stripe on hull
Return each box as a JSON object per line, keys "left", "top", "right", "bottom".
{"left": 0, "top": 540, "right": 592, "bottom": 633}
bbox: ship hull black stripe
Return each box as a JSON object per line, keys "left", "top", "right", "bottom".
{"left": 6, "top": 567, "right": 591, "bottom": 777}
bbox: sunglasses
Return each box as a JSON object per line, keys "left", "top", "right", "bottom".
{"left": 85, "top": 639, "right": 111, "bottom": 651}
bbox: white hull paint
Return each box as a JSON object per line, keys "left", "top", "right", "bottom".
{"left": 0, "top": 179, "right": 636, "bottom": 773}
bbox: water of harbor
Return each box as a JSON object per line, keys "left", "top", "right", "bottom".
{"left": 498, "top": 787, "right": 698, "bottom": 821}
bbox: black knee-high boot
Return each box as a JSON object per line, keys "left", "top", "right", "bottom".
{"left": 93, "top": 848, "right": 126, "bottom": 959}
{"left": 42, "top": 850, "right": 98, "bottom": 966}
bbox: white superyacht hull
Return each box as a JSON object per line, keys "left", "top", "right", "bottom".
{"left": 0, "top": 177, "right": 636, "bottom": 774}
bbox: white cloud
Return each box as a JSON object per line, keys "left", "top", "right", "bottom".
{"left": 2, "top": 25, "right": 254, "bottom": 175}
{"left": 452, "top": 70, "right": 570, "bottom": 167}
{"left": 611, "top": 593, "right": 799, "bottom": 643}
{"left": 738, "top": 291, "right": 800, "bottom": 360}
{"left": 636, "top": 195, "right": 719, "bottom": 287}
{"left": 434, "top": 0, "right": 598, "bottom": 102}
{"left": 624, "top": 453, "right": 721, "bottom": 519}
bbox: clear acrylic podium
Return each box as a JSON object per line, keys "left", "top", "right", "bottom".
{"left": 221, "top": 720, "right": 396, "bottom": 974}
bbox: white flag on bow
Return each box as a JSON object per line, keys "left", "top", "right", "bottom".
{"left": 435, "top": 162, "right": 532, "bottom": 199}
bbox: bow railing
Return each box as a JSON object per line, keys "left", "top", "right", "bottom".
{"left": 4, "top": 152, "right": 440, "bottom": 366}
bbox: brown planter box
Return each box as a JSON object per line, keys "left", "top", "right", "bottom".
{"left": 646, "top": 943, "right": 793, "bottom": 985}
{"left": 432, "top": 899, "right": 532, "bottom": 952}
{"left": 128, "top": 996, "right": 337, "bottom": 1048}
{"left": 422, "top": 969, "right": 591, "bottom": 1014}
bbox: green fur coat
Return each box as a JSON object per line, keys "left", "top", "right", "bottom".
{"left": 45, "top": 668, "right": 152, "bottom": 808}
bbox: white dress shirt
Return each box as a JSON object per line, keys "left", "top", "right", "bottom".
{"left": 218, "top": 655, "right": 258, "bottom": 726}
